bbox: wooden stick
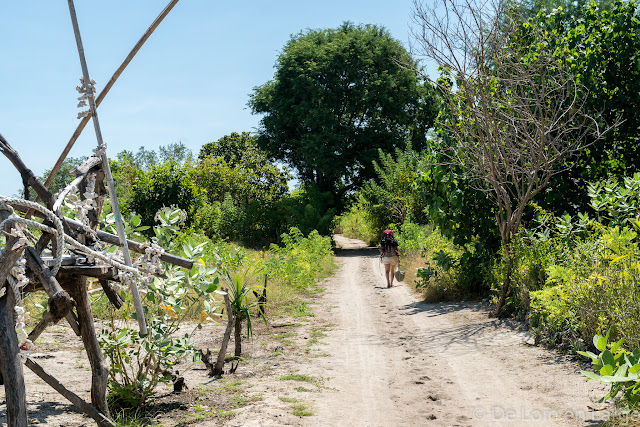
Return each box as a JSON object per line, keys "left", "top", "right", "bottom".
{"left": 27, "top": 312, "right": 53, "bottom": 343}
{"left": 24, "top": 247, "right": 73, "bottom": 321}
{"left": 99, "top": 279, "right": 123, "bottom": 309}
{"left": 59, "top": 265, "right": 119, "bottom": 280}
{"left": 0, "top": 133, "right": 54, "bottom": 209}
{"left": 68, "top": 275, "right": 110, "bottom": 419}
{"left": 0, "top": 221, "right": 28, "bottom": 427}
{"left": 214, "top": 291, "right": 235, "bottom": 376}
{"left": 66, "top": 310, "right": 82, "bottom": 336}
{"left": 0, "top": 286, "right": 28, "bottom": 427}
{"left": 27, "top": 309, "right": 81, "bottom": 342}
{"left": 24, "top": 358, "right": 115, "bottom": 427}
{"left": 41, "top": 0, "right": 181, "bottom": 197}
{"left": 67, "top": 0, "right": 147, "bottom": 335}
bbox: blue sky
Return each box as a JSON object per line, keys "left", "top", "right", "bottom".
{"left": 0, "top": 1, "right": 424, "bottom": 197}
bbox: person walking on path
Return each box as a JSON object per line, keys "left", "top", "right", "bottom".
{"left": 379, "top": 229, "right": 399, "bottom": 288}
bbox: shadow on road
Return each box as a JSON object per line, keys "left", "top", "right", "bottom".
{"left": 333, "top": 246, "right": 379, "bottom": 258}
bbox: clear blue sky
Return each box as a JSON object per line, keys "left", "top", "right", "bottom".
{"left": 0, "top": 0, "right": 424, "bottom": 197}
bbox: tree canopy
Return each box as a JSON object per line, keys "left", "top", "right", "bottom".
{"left": 249, "top": 22, "right": 438, "bottom": 197}
{"left": 536, "top": 0, "right": 640, "bottom": 213}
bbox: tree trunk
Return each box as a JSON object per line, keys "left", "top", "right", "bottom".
{"left": 0, "top": 212, "right": 28, "bottom": 427}
{"left": 68, "top": 275, "right": 111, "bottom": 423}
{"left": 0, "top": 287, "right": 28, "bottom": 427}
{"left": 234, "top": 317, "right": 242, "bottom": 357}
{"left": 213, "top": 292, "right": 235, "bottom": 376}
{"left": 492, "top": 248, "right": 514, "bottom": 318}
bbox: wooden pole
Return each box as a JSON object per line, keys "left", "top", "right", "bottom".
{"left": 0, "top": 211, "right": 28, "bottom": 427}
{"left": 214, "top": 291, "right": 235, "bottom": 376}
{"left": 68, "top": 275, "right": 111, "bottom": 420}
{"left": 25, "top": 358, "right": 116, "bottom": 427}
{"left": 24, "top": 247, "right": 73, "bottom": 321}
{"left": 0, "top": 289, "right": 28, "bottom": 427}
{"left": 67, "top": 0, "right": 147, "bottom": 335}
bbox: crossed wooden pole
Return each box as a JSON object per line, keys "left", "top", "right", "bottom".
{"left": 0, "top": 2, "right": 184, "bottom": 426}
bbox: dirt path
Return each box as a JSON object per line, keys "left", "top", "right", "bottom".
{"left": 287, "top": 235, "right": 609, "bottom": 426}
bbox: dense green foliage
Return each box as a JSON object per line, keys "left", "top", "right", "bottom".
{"left": 127, "top": 160, "right": 203, "bottom": 231}
{"left": 533, "top": 0, "right": 640, "bottom": 213}
{"left": 99, "top": 208, "right": 220, "bottom": 409}
{"left": 250, "top": 22, "right": 438, "bottom": 197}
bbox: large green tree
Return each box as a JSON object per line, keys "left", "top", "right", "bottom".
{"left": 195, "top": 132, "right": 290, "bottom": 206}
{"left": 249, "top": 22, "right": 438, "bottom": 197}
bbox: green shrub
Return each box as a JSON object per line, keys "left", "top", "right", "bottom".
{"left": 335, "top": 201, "right": 379, "bottom": 245}
{"left": 529, "top": 285, "right": 580, "bottom": 349}
{"left": 414, "top": 226, "right": 491, "bottom": 298}
{"left": 127, "top": 161, "right": 204, "bottom": 233}
{"left": 264, "top": 228, "right": 333, "bottom": 292}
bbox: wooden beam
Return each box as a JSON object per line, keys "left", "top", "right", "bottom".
{"left": 24, "top": 358, "right": 115, "bottom": 427}
{"left": 12, "top": 205, "right": 194, "bottom": 269}
{"left": 27, "top": 312, "right": 53, "bottom": 343}
{"left": 66, "top": 218, "right": 193, "bottom": 269}
{"left": 24, "top": 247, "right": 73, "bottom": 322}
{"left": 66, "top": 310, "right": 82, "bottom": 337}
{"left": 0, "top": 133, "right": 54, "bottom": 209}
{"left": 68, "top": 275, "right": 110, "bottom": 419}
{"left": 58, "top": 265, "right": 119, "bottom": 280}
{"left": 99, "top": 279, "right": 123, "bottom": 309}
{"left": 0, "top": 287, "right": 28, "bottom": 427}
{"left": 0, "top": 211, "right": 28, "bottom": 426}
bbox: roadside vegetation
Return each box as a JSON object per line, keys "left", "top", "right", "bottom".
{"left": 18, "top": 0, "right": 640, "bottom": 421}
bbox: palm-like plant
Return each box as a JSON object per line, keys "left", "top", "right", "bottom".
{"left": 219, "top": 267, "right": 265, "bottom": 357}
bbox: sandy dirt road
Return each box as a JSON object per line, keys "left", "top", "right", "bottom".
{"left": 288, "top": 235, "right": 609, "bottom": 427}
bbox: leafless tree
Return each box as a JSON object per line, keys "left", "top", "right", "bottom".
{"left": 411, "top": 0, "right": 613, "bottom": 315}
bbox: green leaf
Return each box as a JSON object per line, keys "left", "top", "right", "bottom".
{"left": 577, "top": 350, "right": 599, "bottom": 361}
{"left": 131, "top": 215, "right": 141, "bottom": 227}
{"left": 610, "top": 338, "right": 625, "bottom": 353}
{"left": 602, "top": 350, "right": 615, "bottom": 367}
{"left": 594, "top": 335, "right": 607, "bottom": 351}
{"left": 600, "top": 364, "right": 614, "bottom": 376}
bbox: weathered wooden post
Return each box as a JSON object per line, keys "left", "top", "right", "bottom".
{"left": 0, "top": 209, "right": 28, "bottom": 426}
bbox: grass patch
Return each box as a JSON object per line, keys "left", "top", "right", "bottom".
{"left": 111, "top": 407, "right": 159, "bottom": 426}
{"left": 295, "top": 386, "right": 313, "bottom": 392}
{"left": 231, "top": 393, "right": 262, "bottom": 408}
{"left": 279, "top": 374, "right": 323, "bottom": 387}
{"left": 215, "top": 379, "right": 243, "bottom": 393}
{"left": 281, "top": 301, "right": 316, "bottom": 318}
{"left": 274, "top": 332, "right": 297, "bottom": 339}
{"left": 292, "top": 403, "right": 314, "bottom": 417}
{"left": 278, "top": 396, "right": 314, "bottom": 417}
